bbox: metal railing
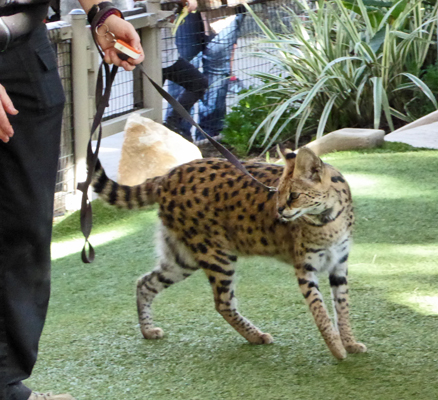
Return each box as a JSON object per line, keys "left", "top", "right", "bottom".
{"left": 48, "top": 1, "right": 167, "bottom": 215}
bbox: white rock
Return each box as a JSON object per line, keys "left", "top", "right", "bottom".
{"left": 117, "top": 113, "right": 202, "bottom": 186}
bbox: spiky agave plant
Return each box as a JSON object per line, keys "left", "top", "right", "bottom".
{"left": 242, "top": 0, "right": 438, "bottom": 152}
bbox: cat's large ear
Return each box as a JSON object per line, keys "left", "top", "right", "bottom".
{"left": 293, "top": 147, "right": 324, "bottom": 182}
{"left": 277, "top": 144, "right": 296, "bottom": 174}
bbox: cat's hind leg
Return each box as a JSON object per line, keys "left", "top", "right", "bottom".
{"left": 200, "top": 250, "right": 273, "bottom": 345}
{"left": 137, "top": 225, "right": 199, "bottom": 339}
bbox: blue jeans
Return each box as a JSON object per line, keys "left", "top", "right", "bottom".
{"left": 165, "top": 12, "right": 243, "bottom": 141}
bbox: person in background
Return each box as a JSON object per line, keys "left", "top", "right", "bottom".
{"left": 162, "top": 57, "right": 208, "bottom": 142}
{"left": 0, "top": 1, "right": 144, "bottom": 399}
{"left": 164, "top": 0, "right": 244, "bottom": 142}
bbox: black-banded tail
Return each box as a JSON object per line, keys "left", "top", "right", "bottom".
{"left": 92, "top": 159, "right": 163, "bottom": 209}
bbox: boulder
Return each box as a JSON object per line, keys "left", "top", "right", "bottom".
{"left": 305, "top": 128, "right": 385, "bottom": 156}
{"left": 117, "top": 113, "right": 202, "bottom": 186}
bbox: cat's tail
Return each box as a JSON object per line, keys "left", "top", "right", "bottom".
{"left": 92, "top": 159, "right": 163, "bottom": 209}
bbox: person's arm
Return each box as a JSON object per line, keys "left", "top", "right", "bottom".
{"left": 78, "top": 0, "right": 144, "bottom": 70}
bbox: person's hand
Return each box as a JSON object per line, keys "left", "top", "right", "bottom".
{"left": 0, "top": 84, "right": 18, "bottom": 143}
{"left": 96, "top": 15, "right": 144, "bottom": 71}
{"left": 185, "top": 0, "right": 198, "bottom": 12}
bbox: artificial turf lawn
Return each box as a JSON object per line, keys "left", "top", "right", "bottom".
{"left": 27, "top": 143, "right": 438, "bottom": 399}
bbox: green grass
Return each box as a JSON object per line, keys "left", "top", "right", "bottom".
{"left": 28, "top": 142, "right": 438, "bottom": 400}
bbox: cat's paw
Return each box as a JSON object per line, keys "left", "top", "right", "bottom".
{"left": 331, "top": 345, "right": 347, "bottom": 360}
{"left": 250, "top": 332, "right": 273, "bottom": 345}
{"left": 345, "top": 342, "right": 367, "bottom": 354}
{"left": 141, "top": 327, "right": 164, "bottom": 340}
{"left": 329, "top": 336, "right": 347, "bottom": 360}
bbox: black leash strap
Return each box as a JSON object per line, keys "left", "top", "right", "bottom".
{"left": 77, "top": 11, "right": 121, "bottom": 263}
{"left": 137, "top": 63, "right": 277, "bottom": 193}
{"left": 77, "top": 62, "right": 119, "bottom": 263}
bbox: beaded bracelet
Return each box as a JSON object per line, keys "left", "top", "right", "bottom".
{"left": 97, "top": 8, "right": 123, "bottom": 26}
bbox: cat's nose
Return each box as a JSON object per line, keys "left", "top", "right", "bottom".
{"left": 278, "top": 206, "right": 285, "bottom": 214}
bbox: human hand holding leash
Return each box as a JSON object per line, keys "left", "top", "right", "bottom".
{"left": 95, "top": 14, "right": 144, "bottom": 70}
{"left": 79, "top": 0, "right": 144, "bottom": 69}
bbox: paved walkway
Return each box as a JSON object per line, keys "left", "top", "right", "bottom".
{"left": 93, "top": 132, "right": 124, "bottom": 181}
{"left": 385, "top": 111, "right": 438, "bottom": 149}
{"left": 385, "top": 123, "right": 438, "bottom": 149}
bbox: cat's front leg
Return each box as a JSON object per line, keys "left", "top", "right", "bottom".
{"left": 329, "top": 261, "right": 367, "bottom": 354}
{"left": 295, "top": 264, "right": 346, "bottom": 360}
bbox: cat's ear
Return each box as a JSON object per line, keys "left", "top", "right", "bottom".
{"left": 293, "top": 147, "right": 324, "bottom": 182}
{"left": 277, "top": 144, "right": 296, "bottom": 173}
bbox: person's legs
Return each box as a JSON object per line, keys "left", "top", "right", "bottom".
{"left": 0, "top": 24, "right": 65, "bottom": 400}
{"left": 196, "top": 14, "right": 243, "bottom": 140}
{"left": 165, "top": 12, "right": 205, "bottom": 138}
{"left": 163, "top": 57, "right": 208, "bottom": 140}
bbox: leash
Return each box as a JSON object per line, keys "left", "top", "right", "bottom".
{"left": 77, "top": 22, "right": 277, "bottom": 263}
{"left": 136, "top": 63, "right": 276, "bottom": 193}
{"left": 76, "top": 7, "right": 122, "bottom": 263}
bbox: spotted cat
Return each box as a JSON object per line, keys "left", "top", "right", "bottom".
{"left": 92, "top": 147, "right": 366, "bottom": 359}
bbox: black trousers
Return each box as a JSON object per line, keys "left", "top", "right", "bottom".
{"left": 162, "top": 57, "right": 208, "bottom": 135}
{"left": 0, "top": 24, "right": 65, "bottom": 400}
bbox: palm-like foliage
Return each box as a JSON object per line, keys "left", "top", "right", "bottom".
{"left": 243, "top": 0, "right": 438, "bottom": 152}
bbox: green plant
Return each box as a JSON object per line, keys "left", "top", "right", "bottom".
{"left": 410, "top": 61, "right": 438, "bottom": 116}
{"left": 222, "top": 89, "right": 299, "bottom": 155}
{"left": 242, "top": 0, "right": 438, "bottom": 153}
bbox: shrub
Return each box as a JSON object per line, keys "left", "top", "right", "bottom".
{"left": 410, "top": 61, "right": 438, "bottom": 116}
{"left": 222, "top": 89, "right": 299, "bottom": 156}
{"left": 242, "top": 0, "right": 438, "bottom": 153}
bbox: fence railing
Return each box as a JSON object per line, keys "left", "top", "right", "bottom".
{"left": 48, "top": 1, "right": 168, "bottom": 215}
{"left": 50, "top": 0, "right": 294, "bottom": 216}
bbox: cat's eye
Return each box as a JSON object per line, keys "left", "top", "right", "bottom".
{"left": 287, "top": 192, "right": 301, "bottom": 206}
